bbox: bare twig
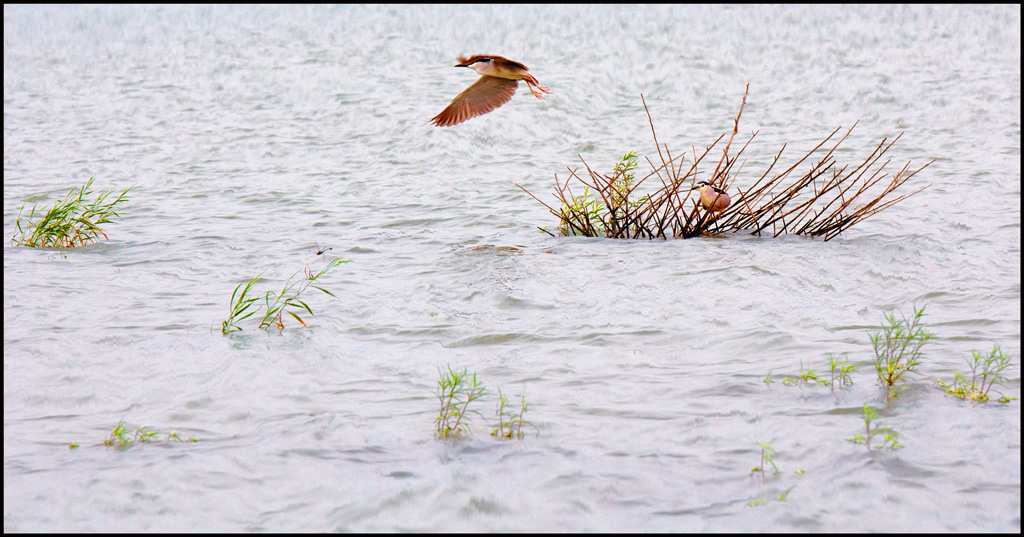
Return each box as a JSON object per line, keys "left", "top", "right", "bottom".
{"left": 521, "top": 88, "right": 931, "bottom": 241}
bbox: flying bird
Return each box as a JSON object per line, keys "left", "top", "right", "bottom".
{"left": 431, "top": 55, "right": 550, "bottom": 127}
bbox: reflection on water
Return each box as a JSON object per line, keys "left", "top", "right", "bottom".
{"left": 3, "top": 4, "right": 1020, "bottom": 532}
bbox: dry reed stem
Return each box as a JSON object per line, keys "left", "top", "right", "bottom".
{"left": 517, "top": 87, "right": 933, "bottom": 241}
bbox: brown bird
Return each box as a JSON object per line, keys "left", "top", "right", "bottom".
{"left": 431, "top": 55, "right": 551, "bottom": 127}
{"left": 691, "top": 181, "right": 732, "bottom": 213}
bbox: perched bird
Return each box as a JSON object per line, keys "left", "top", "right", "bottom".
{"left": 430, "top": 55, "right": 551, "bottom": 127}
{"left": 691, "top": 181, "right": 732, "bottom": 213}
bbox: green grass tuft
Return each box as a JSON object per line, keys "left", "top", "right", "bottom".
{"left": 97, "top": 421, "right": 197, "bottom": 450}
{"left": 935, "top": 344, "right": 1016, "bottom": 403}
{"left": 872, "top": 305, "right": 932, "bottom": 398}
{"left": 221, "top": 257, "right": 348, "bottom": 334}
{"left": 845, "top": 405, "right": 903, "bottom": 451}
{"left": 12, "top": 178, "right": 137, "bottom": 248}
{"left": 435, "top": 365, "right": 486, "bottom": 438}
{"left": 491, "top": 388, "right": 536, "bottom": 440}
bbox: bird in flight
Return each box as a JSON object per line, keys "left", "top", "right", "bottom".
{"left": 431, "top": 55, "right": 551, "bottom": 127}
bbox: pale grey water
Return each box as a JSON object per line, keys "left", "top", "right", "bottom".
{"left": 3, "top": 4, "right": 1020, "bottom": 532}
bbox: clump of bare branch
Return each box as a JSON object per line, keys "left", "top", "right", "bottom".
{"left": 518, "top": 85, "right": 932, "bottom": 241}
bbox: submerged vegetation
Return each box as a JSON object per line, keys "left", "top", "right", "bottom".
{"left": 11, "top": 177, "right": 137, "bottom": 248}
{"left": 433, "top": 367, "right": 537, "bottom": 440}
{"left": 752, "top": 441, "right": 778, "bottom": 474}
{"left": 492, "top": 388, "right": 535, "bottom": 440}
{"left": 519, "top": 86, "right": 932, "bottom": 240}
{"left": 763, "top": 304, "right": 1014, "bottom": 459}
{"left": 765, "top": 355, "right": 854, "bottom": 389}
{"left": 828, "top": 354, "right": 856, "bottom": 388}
{"left": 221, "top": 256, "right": 348, "bottom": 334}
{"left": 765, "top": 305, "right": 935, "bottom": 399}
{"left": 846, "top": 405, "right": 903, "bottom": 451}
{"left": 747, "top": 442, "right": 798, "bottom": 507}
{"left": 872, "top": 305, "right": 932, "bottom": 398}
{"left": 935, "top": 345, "right": 1016, "bottom": 403}
{"left": 82, "top": 421, "right": 198, "bottom": 450}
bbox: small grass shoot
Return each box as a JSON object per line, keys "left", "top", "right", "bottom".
{"left": 747, "top": 443, "right": 799, "bottom": 507}
{"left": 752, "top": 441, "right": 778, "bottom": 473}
{"left": 746, "top": 495, "right": 767, "bottom": 507}
{"left": 491, "top": 388, "right": 536, "bottom": 440}
{"left": 796, "top": 359, "right": 829, "bottom": 387}
{"left": 11, "top": 178, "right": 137, "bottom": 249}
{"left": 769, "top": 355, "right": 854, "bottom": 389}
{"left": 779, "top": 485, "right": 796, "bottom": 501}
{"left": 258, "top": 257, "right": 347, "bottom": 330}
{"left": 222, "top": 274, "right": 264, "bottom": 334}
{"left": 935, "top": 344, "right": 1017, "bottom": 403}
{"left": 872, "top": 305, "right": 932, "bottom": 398}
{"left": 828, "top": 354, "right": 855, "bottom": 388}
{"left": 98, "top": 421, "right": 196, "bottom": 450}
{"left": 846, "top": 405, "right": 903, "bottom": 451}
{"left": 435, "top": 365, "right": 486, "bottom": 438}
{"left": 747, "top": 484, "right": 796, "bottom": 507}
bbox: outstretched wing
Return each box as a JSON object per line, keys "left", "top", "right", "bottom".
{"left": 431, "top": 76, "right": 519, "bottom": 127}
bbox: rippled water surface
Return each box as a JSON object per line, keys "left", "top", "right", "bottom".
{"left": 4, "top": 5, "right": 1020, "bottom": 532}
